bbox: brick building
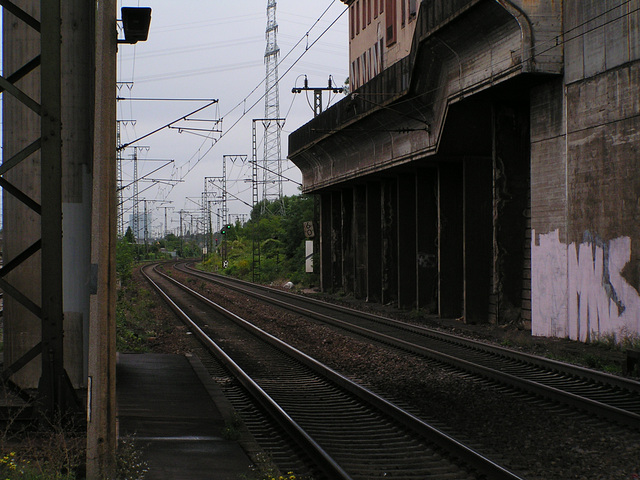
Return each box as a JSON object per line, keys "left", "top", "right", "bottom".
{"left": 289, "top": 0, "right": 640, "bottom": 343}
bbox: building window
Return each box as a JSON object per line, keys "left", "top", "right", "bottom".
{"left": 374, "top": 0, "right": 378, "bottom": 19}
{"left": 409, "top": 0, "right": 417, "bottom": 19}
{"left": 367, "top": 0, "right": 372, "bottom": 24}
{"left": 356, "top": 0, "right": 360, "bottom": 34}
{"left": 401, "top": 0, "right": 406, "bottom": 28}
{"left": 362, "top": 53, "right": 368, "bottom": 84}
{"left": 380, "top": 0, "right": 384, "bottom": 15}
{"left": 350, "top": 5, "right": 355, "bottom": 39}
{"left": 350, "top": 61, "right": 356, "bottom": 88}
{"left": 362, "top": 0, "right": 367, "bottom": 30}
{"left": 385, "top": 0, "right": 396, "bottom": 46}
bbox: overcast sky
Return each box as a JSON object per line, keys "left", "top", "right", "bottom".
{"left": 117, "top": 0, "right": 349, "bottom": 235}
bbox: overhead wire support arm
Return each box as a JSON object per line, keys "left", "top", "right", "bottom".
{"left": 117, "top": 99, "right": 219, "bottom": 151}
{"left": 292, "top": 75, "right": 344, "bottom": 117}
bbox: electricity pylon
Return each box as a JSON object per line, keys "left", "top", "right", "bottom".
{"left": 263, "top": 0, "right": 285, "bottom": 213}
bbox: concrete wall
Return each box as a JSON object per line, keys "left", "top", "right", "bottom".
{"left": 531, "top": 0, "right": 640, "bottom": 342}
{"left": 3, "top": 0, "right": 94, "bottom": 389}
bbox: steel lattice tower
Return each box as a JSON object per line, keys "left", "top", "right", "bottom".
{"left": 263, "top": 0, "right": 285, "bottom": 213}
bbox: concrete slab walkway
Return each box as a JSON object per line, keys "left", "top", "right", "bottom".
{"left": 117, "top": 353, "right": 253, "bottom": 480}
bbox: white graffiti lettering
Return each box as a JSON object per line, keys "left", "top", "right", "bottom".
{"left": 532, "top": 229, "right": 640, "bottom": 342}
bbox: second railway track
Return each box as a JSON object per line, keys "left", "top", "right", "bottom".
{"left": 172, "top": 261, "right": 640, "bottom": 431}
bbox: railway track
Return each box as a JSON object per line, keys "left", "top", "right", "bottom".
{"left": 174, "top": 262, "right": 640, "bottom": 431}
{"left": 142, "top": 262, "right": 523, "bottom": 480}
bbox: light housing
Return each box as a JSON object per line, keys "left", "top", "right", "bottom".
{"left": 120, "top": 7, "right": 152, "bottom": 44}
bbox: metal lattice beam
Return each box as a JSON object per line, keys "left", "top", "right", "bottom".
{"left": 0, "top": 0, "right": 76, "bottom": 416}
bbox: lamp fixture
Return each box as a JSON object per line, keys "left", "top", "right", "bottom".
{"left": 119, "top": 7, "right": 152, "bottom": 44}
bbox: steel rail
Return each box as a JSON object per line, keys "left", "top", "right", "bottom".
{"left": 141, "top": 263, "right": 352, "bottom": 480}
{"left": 176, "top": 262, "right": 640, "bottom": 429}
{"left": 145, "top": 263, "right": 524, "bottom": 480}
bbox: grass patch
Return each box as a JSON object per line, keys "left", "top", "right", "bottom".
{"left": 116, "top": 435, "right": 149, "bottom": 480}
{"left": 221, "top": 414, "right": 243, "bottom": 441}
{"left": 117, "top": 283, "right": 158, "bottom": 353}
{"left": 241, "top": 452, "right": 310, "bottom": 480}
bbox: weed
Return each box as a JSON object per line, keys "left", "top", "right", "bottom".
{"left": 589, "top": 328, "right": 640, "bottom": 350}
{"left": 117, "top": 283, "right": 160, "bottom": 353}
{"left": 116, "top": 435, "right": 149, "bottom": 480}
{"left": 0, "top": 398, "right": 84, "bottom": 480}
{"left": 241, "top": 452, "right": 310, "bottom": 480}
{"left": 221, "top": 413, "right": 243, "bottom": 441}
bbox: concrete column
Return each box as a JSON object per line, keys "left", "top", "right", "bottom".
{"left": 330, "top": 191, "right": 343, "bottom": 292}
{"left": 438, "top": 163, "right": 464, "bottom": 318}
{"left": 397, "top": 174, "right": 417, "bottom": 309}
{"left": 381, "top": 178, "right": 398, "bottom": 305}
{"left": 353, "top": 185, "right": 368, "bottom": 299}
{"left": 341, "top": 189, "right": 354, "bottom": 294}
{"left": 61, "top": 0, "right": 94, "bottom": 388}
{"left": 3, "top": 0, "right": 42, "bottom": 388}
{"left": 319, "top": 192, "right": 332, "bottom": 291}
{"left": 86, "top": 0, "right": 117, "bottom": 476}
{"left": 463, "top": 158, "right": 493, "bottom": 323}
{"left": 493, "top": 102, "right": 530, "bottom": 324}
{"left": 366, "top": 181, "right": 382, "bottom": 303}
{"left": 416, "top": 169, "right": 438, "bottom": 311}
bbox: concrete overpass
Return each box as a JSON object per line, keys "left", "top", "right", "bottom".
{"left": 289, "top": 0, "right": 640, "bottom": 343}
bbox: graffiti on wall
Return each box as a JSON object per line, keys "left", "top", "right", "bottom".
{"left": 532, "top": 229, "right": 640, "bottom": 341}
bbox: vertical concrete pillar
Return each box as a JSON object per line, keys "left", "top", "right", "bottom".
{"left": 353, "top": 185, "right": 368, "bottom": 299}
{"left": 3, "top": 0, "right": 94, "bottom": 391}
{"left": 319, "top": 192, "right": 332, "bottom": 292}
{"left": 366, "top": 181, "right": 382, "bottom": 303}
{"left": 61, "top": 0, "right": 94, "bottom": 388}
{"left": 341, "top": 189, "right": 355, "bottom": 294}
{"left": 463, "top": 158, "right": 493, "bottom": 323}
{"left": 87, "top": 0, "right": 117, "bottom": 475}
{"left": 330, "top": 191, "right": 343, "bottom": 292}
{"left": 3, "top": 0, "right": 42, "bottom": 388}
{"left": 416, "top": 169, "right": 438, "bottom": 311}
{"left": 397, "top": 174, "right": 417, "bottom": 309}
{"left": 438, "top": 163, "right": 464, "bottom": 318}
{"left": 493, "top": 102, "right": 530, "bottom": 324}
{"left": 382, "top": 178, "right": 398, "bottom": 305}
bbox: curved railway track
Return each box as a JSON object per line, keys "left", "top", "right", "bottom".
{"left": 174, "top": 262, "right": 640, "bottom": 431}
{"left": 142, "top": 262, "right": 523, "bottom": 480}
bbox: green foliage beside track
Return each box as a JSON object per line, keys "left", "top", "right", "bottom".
{"left": 201, "top": 194, "right": 319, "bottom": 288}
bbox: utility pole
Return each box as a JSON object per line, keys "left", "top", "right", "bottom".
{"left": 132, "top": 148, "right": 139, "bottom": 241}
{"left": 160, "top": 205, "right": 174, "bottom": 237}
{"left": 292, "top": 75, "right": 344, "bottom": 117}
{"left": 179, "top": 209, "right": 184, "bottom": 257}
{"left": 140, "top": 199, "right": 167, "bottom": 255}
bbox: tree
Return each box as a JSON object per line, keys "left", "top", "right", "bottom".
{"left": 124, "top": 226, "right": 135, "bottom": 243}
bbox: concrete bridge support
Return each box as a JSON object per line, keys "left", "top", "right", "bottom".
{"left": 416, "top": 170, "right": 438, "bottom": 312}
{"left": 292, "top": 0, "right": 640, "bottom": 341}
{"left": 438, "top": 164, "right": 464, "bottom": 318}
{"left": 366, "top": 182, "right": 382, "bottom": 303}
{"left": 312, "top": 96, "right": 531, "bottom": 323}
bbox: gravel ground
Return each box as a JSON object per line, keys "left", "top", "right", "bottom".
{"left": 137, "top": 267, "right": 640, "bottom": 480}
